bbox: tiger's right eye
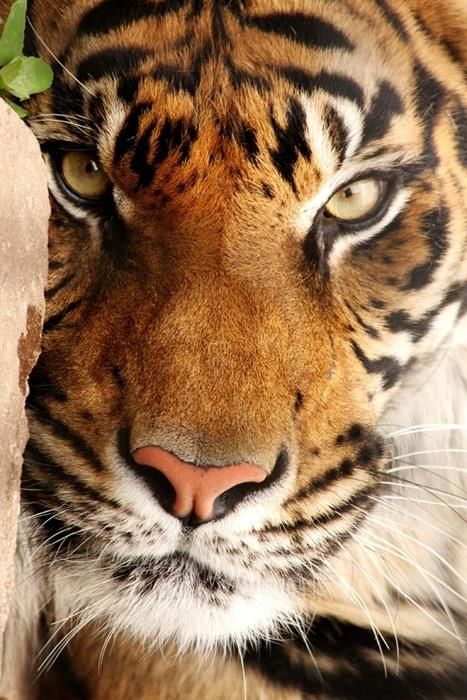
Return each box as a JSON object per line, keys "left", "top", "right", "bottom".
{"left": 323, "top": 178, "right": 386, "bottom": 223}
{"left": 59, "top": 151, "right": 111, "bottom": 200}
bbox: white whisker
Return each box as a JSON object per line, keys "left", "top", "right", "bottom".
{"left": 386, "top": 424, "right": 467, "bottom": 439}
{"left": 27, "top": 19, "right": 96, "bottom": 97}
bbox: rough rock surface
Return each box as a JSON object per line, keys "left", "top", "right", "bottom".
{"left": 0, "top": 99, "right": 49, "bottom": 691}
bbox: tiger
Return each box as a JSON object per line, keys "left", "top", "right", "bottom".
{"left": 2, "top": 0, "right": 467, "bottom": 698}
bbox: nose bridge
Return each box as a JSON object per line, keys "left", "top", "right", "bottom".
{"left": 129, "top": 275, "right": 298, "bottom": 466}
{"left": 154, "top": 274, "right": 292, "bottom": 383}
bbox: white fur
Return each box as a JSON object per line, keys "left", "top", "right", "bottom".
{"left": 325, "top": 318, "right": 467, "bottom": 657}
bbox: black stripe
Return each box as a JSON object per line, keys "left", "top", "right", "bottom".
{"left": 263, "top": 487, "right": 373, "bottom": 534}
{"left": 131, "top": 117, "right": 196, "bottom": 187}
{"left": 304, "top": 214, "right": 339, "bottom": 274}
{"left": 388, "top": 279, "right": 467, "bottom": 339}
{"left": 51, "top": 83, "right": 85, "bottom": 127}
{"left": 117, "top": 75, "right": 141, "bottom": 104}
{"left": 440, "top": 39, "right": 465, "bottom": 67}
{"left": 354, "top": 312, "right": 380, "bottom": 339}
{"left": 76, "top": 47, "right": 152, "bottom": 83}
{"left": 39, "top": 646, "right": 91, "bottom": 700}
{"left": 211, "top": 0, "right": 230, "bottom": 48}
{"left": 413, "top": 62, "right": 445, "bottom": 163}
{"left": 245, "top": 617, "right": 464, "bottom": 700}
{"left": 246, "top": 12, "right": 354, "bottom": 52}
{"left": 226, "top": 59, "right": 270, "bottom": 91}
{"left": 385, "top": 308, "right": 430, "bottom": 340}
{"left": 412, "top": 11, "right": 466, "bottom": 67}
{"left": 277, "top": 67, "right": 365, "bottom": 107}
{"left": 85, "top": 91, "right": 107, "bottom": 131}
{"left": 372, "top": 0, "right": 409, "bottom": 41}
{"left": 77, "top": 0, "right": 190, "bottom": 38}
{"left": 100, "top": 209, "right": 132, "bottom": 263}
{"left": 24, "top": 0, "right": 39, "bottom": 57}
{"left": 45, "top": 273, "right": 75, "bottom": 301}
{"left": 352, "top": 210, "right": 406, "bottom": 257}
{"left": 78, "top": 0, "right": 156, "bottom": 36}
{"left": 451, "top": 99, "right": 467, "bottom": 169}
{"left": 412, "top": 10, "right": 464, "bottom": 65}
{"left": 112, "top": 553, "right": 236, "bottom": 597}
{"left": 287, "top": 458, "right": 356, "bottom": 504}
{"left": 180, "top": 123, "right": 198, "bottom": 162}
{"left": 153, "top": 118, "right": 184, "bottom": 166}
{"left": 218, "top": 0, "right": 245, "bottom": 22}
{"left": 371, "top": 298, "right": 386, "bottom": 309}
{"left": 344, "top": 302, "right": 381, "bottom": 339}
{"left": 26, "top": 503, "right": 83, "bottom": 550}
{"left": 322, "top": 104, "right": 348, "bottom": 165}
{"left": 269, "top": 97, "right": 311, "bottom": 194}
{"left": 111, "top": 365, "right": 126, "bottom": 390}
{"left": 288, "top": 431, "right": 383, "bottom": 504}
{"left": 152, "top": 43, "right": 211, "bottom": 96}
{"left": 189, "top": 0, "right": 203, "bottom": 17}
{"left": 43, "top": 298, "right": 83, "bottom": 334}
{"left": 114, "top": 101, "right": 152, "bottom": 163}
{"left": 25, "top": 442, "right": 119, "bottom": 508}
{"left": 28, "top": 401, "right": 105, "bottom": 473}
{"left": 130, "top": 119, "right": 158, "bottom": 187}
{"left": 361, "top": 81, "right": 404, "bottom": 147}
{"left": 28, "top": 365, "right": 68, "bottom": 403}
{"left": 237, "top": 122, "right": 260, "bottom": 163}
{"left": 351, "top": 341, "right": 402, "bottom": 390}
{"left": 385, "top": 279, "right": 467, "bottom": 343}
{"left": 402, "top": 205, "right": 449, "bottom": 290}
{"left": 152, "top": 64, "right": 201, "bottom": 95}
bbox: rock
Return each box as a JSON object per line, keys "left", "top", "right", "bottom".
{"left": 0, "top": 99, "right": 49, "bottom": 694}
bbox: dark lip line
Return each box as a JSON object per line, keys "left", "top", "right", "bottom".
{"left": 108, "top": 549, "right": 216, "bottom": 572}
{"left": 110, "top": 550, "right": 239, "bottom": 595}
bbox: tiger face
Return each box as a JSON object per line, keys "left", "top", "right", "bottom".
{"left": 17, "top": 0, "right": 467, "bottom": 655}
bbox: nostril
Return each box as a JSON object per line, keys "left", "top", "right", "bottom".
{"left": 118, "top": 430, "right": 177, "bottom": 512}
{"left": 213, "top": 449, "right": 289, "bottom": 517}
{"left": 133, "top": 465, "right": 176, "bottom": 514}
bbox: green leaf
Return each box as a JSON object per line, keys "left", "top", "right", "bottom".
{"left": 1, "top": 94, "right": 27, "bottom": 117}
{"left": 0, "top": 0, "right": 27, "bottom": 66}
{"left": 0, "top": 55, "right": 53, "bottom": 99}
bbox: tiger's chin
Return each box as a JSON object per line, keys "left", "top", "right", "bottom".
{"left": 53, "top": 551, "right": 301, "bottom": 654}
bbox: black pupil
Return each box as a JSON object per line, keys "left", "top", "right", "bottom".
{"left": 85, "top": 160, "right": 98, "bottom": 174}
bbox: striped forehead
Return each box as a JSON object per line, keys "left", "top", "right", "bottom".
{"left": 40, "top": 0, "right": 417, "bottom": 201}
{"left": 51, "top": 0, "right": 412, "bottom": 134}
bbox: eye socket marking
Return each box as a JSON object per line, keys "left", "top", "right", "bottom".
{"left": 323, "top": 177, "right": 388, "bottom": 225}
{"left": 303, "top": 173, "right": 402, "bottom": 273}
{"left": 58, "top": 151, "right": 111, "bottom": 201}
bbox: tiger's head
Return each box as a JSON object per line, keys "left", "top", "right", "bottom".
{"left": 16, "top": 0, "right": 467, "bottom": 652}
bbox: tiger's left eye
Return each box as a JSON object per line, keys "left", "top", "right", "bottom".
{"left": 59, "top": 151, "right": 110, "bottom": 200}
{"left": 324, "top": 178, "right": 386, "bottom": 223}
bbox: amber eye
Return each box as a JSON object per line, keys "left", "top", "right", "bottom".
{"left": 324, "top": 178, "right": 386, "bottom": 223}
{"left": 59, "top": 151, "right": 110, "bottom": 200}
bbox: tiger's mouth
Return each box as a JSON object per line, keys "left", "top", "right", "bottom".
{"left": 56, "top": 541, "right": 301, "bottom": 652}
{"left": 111, "top": 551, "right": 238, "bottom": 597}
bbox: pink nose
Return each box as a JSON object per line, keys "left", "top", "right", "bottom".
{"left": 132, "top": 446, "right": 268, "bottom": 523}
